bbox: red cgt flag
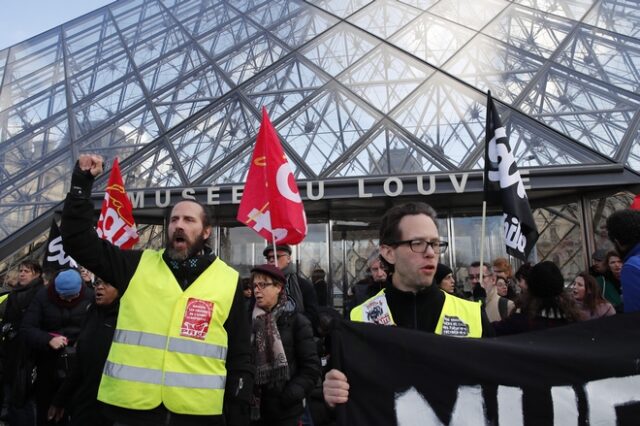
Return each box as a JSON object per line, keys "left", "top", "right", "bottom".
{"left": 96, "top": 158, "right": 139, "bottom": 249}
{"left": 236, "top": 107, "right": 307, "bottom": 245}
{"left": 631, "top": 193, "right": 640, "bottom": 211}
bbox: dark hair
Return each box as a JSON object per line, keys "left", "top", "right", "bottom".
{"left": 470, "top": 261, "right": 491, "bottom": 270}
{"left": 378, "top": 202, "right": 438, "bottom": 273}
{"left": 606, "top": 209, "right": 640, "bottom": 247}
{"left": 518, "top": 291, "right": 583, "bottom": 322}
{"left": 18, "top": 260, "right": 42, "bottom": 276}
{"left": 166, "top": 199, "right": 212, "bottom": 229}
{"left": 575, "top": 271, "right": 606, "bottom": 314}
{"left": 514, "top": 262, "right": 532, "bottom": 282}
{"left": 241, "top": 277, "right": 251, "bottom": 290}
{"left": 311, "top": 268, "right": 325, "bottom": 283}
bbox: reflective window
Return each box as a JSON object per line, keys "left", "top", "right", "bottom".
{"left": 429, "top": 0, "right": 509, "bottom": 31}
{"left": 247, "top": 0, "right": 305, "bottom": 28}
{"left": 584, "top": 0, "right": 640, "bottom": 38}
{"left": 512, "top": 0, "right": 596, "bottom": 20}
{"left": 216, "top": 34, "right": 289, "bottom": 84}
{"left": 270, "top": 7, "right": 338, "bottom": 49}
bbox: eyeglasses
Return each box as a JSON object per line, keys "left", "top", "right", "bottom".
{"left": 467, "top": 273, "right": 493, "bottom": 280}
{"left": 388, "top": 239, "right": 448, "bottom": 254}
{"left": 265, "top": 254, "right": 288, "bottom": 262}
{"left": 252, "top": 281, "right": 275, "bottom": 290}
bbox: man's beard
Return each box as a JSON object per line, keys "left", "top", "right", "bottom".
{"left": 165, "top": 231, "right": 207, "bottom": 261}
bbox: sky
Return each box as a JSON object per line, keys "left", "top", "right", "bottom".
{"left": 0, "top": 0, "right": 116, "bottom": 50}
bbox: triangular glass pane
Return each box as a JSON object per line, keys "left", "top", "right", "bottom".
{"left": 226, "top": 0, "right": 270, "bottom": 13}
{"left": 277, "top": 87, "right": 380, "bottom": 176}
{"left": 245, "top": 56, "right": 328, "bottom": 120}
{"left": 139, "top": 44, "right": 206, "bottom": 95}
{"left": 181, "top": 2, "right": 239, "bottom": 38}
{"left": 339, "top": 45, "right": 433, "bottom": 113}
{"left": 312, "top": 0, "right": 374, "bottom": 19}
{"left": 153, "top": 64, "right": 231, "bottom": 130}
{"left": 124, "top": 147, "right": 185, "bottom": 188}
{"left": 584, "top": 0, "right": 640, "bottom": 39}
{"left": 332, "top": 126, "right": 444, "bottom": 177}
{"left": 389, "top": 12, "right": 475, "bottom": 67}
{"left": 397, "top": 0, "right": 439, "bottom": 10}
{"left": 391, "top": 73, "right": 486, "bottom": 167}
{"left": 169, "top": 97, "right": 260, "bottom": 183}
{"left": 164, "top": 0, "right": 211, "bottom": 22}
{"left": 482, "top": 4, "right": 576, "bottom": 59}
{"left": 348, "top": 0, "right": 422, "bottom": 39}
{"left": 74, "top": 77, "right": 146, "bottom": 136}
{"left": 518, "top": 65, "right": 640, "bottom": 160}
{"left": 247, "top": 0, "right": 305, "bottom": 28}
{"left": 511, "top": 0, "right": 595, "bottom": 20}
{"left": 555, "top": 25, "right": 640, "bottom": 94}
{"left": 0, "top": 116, "right": 69, "bottom": 183}
{"left": 443, "top": 34, "right": 544, "bottom": 105}
{"left": 111, "top": 0, "right": 162, "bottom": 34}
{"left": 429, "top": 0, "right": 509, "bottom": 31}
{"left": 7, "top": 29, "right": 62, "bottom": 62}
{"left": 269, "top": 6, "right": 338, "bottom": 49}
{"left": 300, "top": 23, "right": 379, "bottom": 77}
{"left": 69, "top": 52, "right": 133, "bottom": 103}
{"left": 0, "top": 49, "right": 7, "bottom": 86}
{"left": 77, "top": 106, "right": 160, "bottom": 162}
{"left": 196, "top": 16, "right": 261, "bottom": 60}
{"left": 216, "top": 34, "right": 289, "bottom": 84}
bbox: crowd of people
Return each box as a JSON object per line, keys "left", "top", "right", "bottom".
{"left": 0, "top": 154, "right": 638, "bottom": 425}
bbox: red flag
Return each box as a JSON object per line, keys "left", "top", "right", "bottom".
{"left": 631, "top": 194, "right": 640, "bottom": 211}
{"left": 236, "top": 107, "right": 307, "bottom": 244}
{"left": 96, "top": 158, "right": 139, "bottom": 249}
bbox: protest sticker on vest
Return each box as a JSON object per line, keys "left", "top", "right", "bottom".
{"left": 363, "top": 296, "right": 393, "bottom": 325}
{"left": 440, "top": 315, "right": 469, "bottom": 337}
{"left": 180, "top": 298, "right": 214, "bottom": 340}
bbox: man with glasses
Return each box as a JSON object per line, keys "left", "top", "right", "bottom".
{"left": 325, "top": 202, "right": 493, "bottom": 407}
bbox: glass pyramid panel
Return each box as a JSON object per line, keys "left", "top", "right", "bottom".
{"left": 443, "top": 34, "right": 545, "bottom": 105}
{"left": 111, "top": 0, "right": 164, "bottom": 34}
{"left": 226, "top": 0, "right": 270, "bottom": 14}
{"left": 277, "top": 86, "right": 380, "bottom": 177}
{"left": 0, "top": 50, "right": 7, "bottom": 86}
{"left": 332, "top": 125, "right": 445, "bottom": 177}
{"left": 311, "top": 0, "right": 374, "bottom": 19}
{"left": 300, "top": 23, "right": 379, "bottom": 77}
{"left": 389, "top": 13, "right": 475, "bottom": 68}
{"left": 270, "top": 6, "right": 338, "bottom": 49}
{"left": 628, "top": 128, "right": 640, "bottom": 170}
{"left": 169, "top": 96, "right": 260, "bottom": 183}
{"left": 216, "top": 34, "right": 289, "bottom": 84}
{"left": 429, "top": 0, "right": 509, "bottom": 31}
{"left": 247, "top": 0, "right": 305, "bottom": 28}
{"left": 391, "top": 73, "right": 487, "bottom": 168}
{"left": 0, "top": 116, "right": 69, "bottom": 183}
{"left": 555, "top": 24, "right": 640, "bottom": 94}
{"left": 201, "top": 145, "right": 252, "bottom": 184}
{"left": 180, "top": 1, "right": 239, "bottom": 38}
{"left": 73, "top": 76, "right": 147, "bottom": 136}
{"left": 584, "top": 0, "right": 640, "bottom": 38}
{"left": 245, "top": 56, "right": 329, "bottom": 121}
{"left": 77, "top": 105, "right": 160, "bottom": 161}
{"left": 347, "top": 0, "right": 422, "bottom": 39}
{"left": 512, "top": 0, "right": 596, "bottom": 20}
{"left": 518, "top": 64, "right": 640, "bottom": 159}
{"left": 197, "top": 16, "right": 261, "bottom": 60}
{"left": 397, "top": 0, "right": 440, "bottom": 11}
{"left": 482, "top": 3, "right": 576, "bottom": 59}
{"left": 68, "top": 51, "right": 133, "bottom": 103}
{"left": 339, "top": 45, "right": 434, "bottom": 114}
{"left": 152, "top": 64, "right": 231, "bottom": 130}
{"left": 124, "top": 147, "right": 185, "bottom": 188}
{"left": 139, "top": 43, "right": 207, "bottom": 95}
{"left": 163, "top": 0, "right": 213, "bottom": 22}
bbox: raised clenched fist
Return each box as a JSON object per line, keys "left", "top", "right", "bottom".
{"left": 78, "top": 154, "right": 104, "bottom": 177}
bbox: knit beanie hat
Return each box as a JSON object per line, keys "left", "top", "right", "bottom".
{"left": 434, "top": 263, "right": 453, "bottom": 286}
{"left": 528, "top": 261, "right": 564, "bottom": 298}
{"left": 54, "top": 269, "right": 82, "bottom": 297}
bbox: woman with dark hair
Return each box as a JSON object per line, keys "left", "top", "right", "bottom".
{"left": 493, "top": 261, "right": 582, "bottom": 336}
{"left": 595, "top": 250, "right": 623, "bottom": 312}
{"left": 571, "top": 272, "right": 615, "bottom": 320}
{"left": 249, "top": 264, "right": 320, "bottom": 426}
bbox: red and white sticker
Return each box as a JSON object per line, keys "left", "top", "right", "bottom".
{"left": 180, "top": 298, "right": 214, "bottom": 340}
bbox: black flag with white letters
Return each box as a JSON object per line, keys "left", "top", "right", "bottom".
{"left": 332, "top": 315, "right": 640, "bottom": 426}
{"left": 484, "top": 92, "right": 538, "bottom": 260}
{"left": 43, "top": 219, "right": 77, "bottom": 270}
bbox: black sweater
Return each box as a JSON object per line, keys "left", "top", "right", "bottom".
{"left": 60, "top": 165, "right": 254, "bottom": 426}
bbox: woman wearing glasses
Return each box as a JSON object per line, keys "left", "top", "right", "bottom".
{"left": 249, "top": 264, "right": 321, "bottom": 426}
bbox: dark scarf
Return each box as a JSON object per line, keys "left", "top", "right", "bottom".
{"left": 250, "top": 293, "right": 289, "bottom": 420}
{"left": 162, "top": 249, "right": 216, "bottom": 290}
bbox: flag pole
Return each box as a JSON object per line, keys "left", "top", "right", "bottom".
{"left": 479, "top": 200, "right": 487, "bottom": 285}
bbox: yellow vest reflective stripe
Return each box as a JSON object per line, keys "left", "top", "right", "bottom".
{"left": 351, "top": 288, "right": 482, "bottom": 338}
{"left": 98, "top": 250, "right": 238, "bottom": 415}
{"left": 0, "top": 293, "right": 8, "bottom": 306}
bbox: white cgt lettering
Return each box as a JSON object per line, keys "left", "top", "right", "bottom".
{"left": 276, "top": 162, "right": 301, "bottom": 203}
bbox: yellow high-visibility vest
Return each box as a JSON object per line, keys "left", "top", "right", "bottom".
{"left": 98, "top": 250, "right": 238, "bottom": 415}
{"left": 350, "top": 288, "right": 482, "bottom": 338}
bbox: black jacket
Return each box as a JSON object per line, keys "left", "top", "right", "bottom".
{"left": 256, "top": 311, "right": 321, "bottom": 422}
{"left": 60, "top": 165, "right": 254, "bottom": 426}
{"left": 381, "top": 278, "right": 494, "bottom": 337}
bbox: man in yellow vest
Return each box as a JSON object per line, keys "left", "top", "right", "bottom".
{"left": 61, "top": 154, "right": 253, "bottom": 426}
{"left": 323, "top": 202, "right": 493, "bottom": 407}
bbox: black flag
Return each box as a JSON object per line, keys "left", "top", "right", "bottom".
{"left": 43, "top": 220, "right": 77, "bottom": 271}
{"left": 484, "top": 92, "right": 538, "bottom": 260}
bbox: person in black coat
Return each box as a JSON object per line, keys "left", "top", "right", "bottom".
{"left": 49, "top": 277, "right": 119, "bottom": 426}
{"left": 249, "top": 264, "right": 321, "bottom": 426}
{"left": 21, "top": 269, "right": 93, "bottom": 425}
